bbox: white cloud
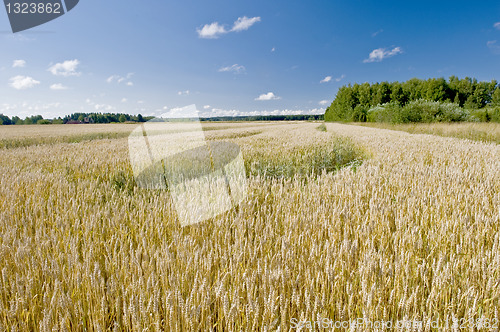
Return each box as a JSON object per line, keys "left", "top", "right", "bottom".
{"left": 335, "top": 74, "right": 346, "bottom": 82}
{"left": 319, "top": 100, "right": 330, "bottom": 106}
{"left": 231, "top": 16, "right": 261, "bottom": 32}
{"left": 487, "top": 40, "right": 500, "bottom": 54}
{"left": 50, "top": 83, "right": 68, "bottom": 90}
{"left": 198, "top": 16, "right": 260, "bottom": 39}
{"left": 178, "top": 90, "right": 190, "bottom": 96}
{"left": 48, "top": 59, "right": 81, "bottom": 76}
{"left": 197, "top": 22, "right": 227, "bottom": 39}
{"left": 94, "top": 104, "right": 115, "bottom": 112}
{"left": 160, "top": 104, "right": 198, "bottom": 118}
{"left": 494, "top": 22, "right": 500, "bottom": 30}
{"left": 271, "top": 47, "right": 276, "bottom": 52}
{"left": 107, "top": 73, "right": 134, "bottom": 86}
{"left": 203, "top": 105, "right": 211, "bottom": 109}
{"left": 9, "top": 75, "right": 40, "bottom": 90}
{"left": 372, "top": 29, "right": 384, "bottom": 37}
{"left": 320, "top": 75, "right": 344, "bottom": 84}
{"left": 121, "top": 98, "right": 128, "bottom": 103}
{"left": 12, "top": 60, "right": 26, "bottom": 68}
{"left": 0, "top": 101, "right": 63, "bottom": 119}
{"left": 320, "top": 76, "right": 332, "bottom": 83}
{"left": 255, "top": 92, "right": 281, "bottom": 101}
{"left": 106, "top": 75, "right": 118, "bottom": 83}
{"left": 199, "top": 108, "right": 323, "bottom": 117}
{"left": 219, "top": 64, "right": 246, "bottom": 74}
{"left": 363, "top": 47, "right": 402, "bottom": 63}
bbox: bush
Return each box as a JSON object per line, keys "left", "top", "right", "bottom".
{"left": 37, "top": 119, "right": 52, "bottom": 125}
{"left": 367, "top": 102, "right": 401, "bottom": 123}
{"left": 486, "top": 107, "right": 500, "bottom": 123}
{"left": 398, "top": 100, "right": 467, "bottom": 123}
{"left": 352, "top": 105, "right": 368, "bottom": 122}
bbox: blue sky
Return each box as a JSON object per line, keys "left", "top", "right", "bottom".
{"left": 1, "top": 0, "right": 500, "bottom": 119}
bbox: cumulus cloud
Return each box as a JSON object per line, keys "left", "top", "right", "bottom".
{"left": 197, "top": 22, "right": 227, "bottom": 39}
{"left": 48, "top": 59, "right": 81, "bottom": 76}
{"left": 12, "top": 60, "right": 26, "bottom": 68}
{"left": 197, "top": 16, "right": 260, "bottom": 39}
{"left": 50, "top": 83, "right": 68, "bottom": 90}
{"left": 203, "top": 105, "right": 211, "bottom": 109}
{"left": 121, "top": 98, "right": 128, "bottom": 103}
{"left": 319, "top": 100, "right": 330, "bottom": 106}
{"left": 494, "top": 22, "right": 500, "bottom": 30}
{"left": 160, "top": 104, "right": 198, "bottom": 119}
{"left": 255, "top": 92, "right": 281, "bottom": 101}
{"left": 178, "top": 90, "right": 190, "bottom": 96}
{"left": 0, "top": 102, "right": 62, "bottom": 119}
{"left": 9, "top": 75, "right": 40, "bottom": 90}
{"left": 219, "top": 64, "right": 246, "bottom": 74}
{"left": 320, "top": 76, "right": 332, "bottom": 83}
{"left": 363, "top": 47, "right": 402, "bottom": 63}
{"left": 231, "top": 16, "right": 261, "bottom": 32}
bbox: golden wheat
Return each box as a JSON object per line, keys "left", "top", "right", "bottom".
{"left": 356, "top": 122, "right": 500, "bottom": 144}
{"left": 0, "top": 122, "right": 498, "bottom": 331}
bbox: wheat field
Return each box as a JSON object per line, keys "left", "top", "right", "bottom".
{"left": 356, "top": 122, "right": 500, "bottom": 145}
{"left": 0, "top": 122, "right": 499, "bottom": 331}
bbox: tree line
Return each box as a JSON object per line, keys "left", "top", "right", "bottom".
{"left": 325, "top": 76, "right": 500, "bottom": 123}
{"left": 0, "top": 112, "right": 152, "bottom": 125}
{"left": 0, "top": 113, "right": 324, "bottom": 125}
{"left": 200, "top": 114, "right": 324, "bottom": 122}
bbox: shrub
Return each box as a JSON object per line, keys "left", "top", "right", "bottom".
{"left": 487, "top": 106, "right": 500, "bottom": 123}
{"left": 398, "top": 100, "right": 467, "bottom": 123}
{"left": 367, "top": 102, "right": 401, "bottom": 123}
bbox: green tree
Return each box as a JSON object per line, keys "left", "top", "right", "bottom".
{"left": 358, "top": 82, "right": 372, "bottom": 106}
{"left": 390, "top": 82, "right": 408, "bottom": 105}
{"left": 119, "top": 114, "right": 127, "bottom": 123}
{"left": 373, "top": 82, "right": 391, "bottom": 105}
{"left": 492, "top": 88, "right": 500, "bottom": 106}
{"left": 424, "top": 78, "right": 450, "bottom": 102}
{"left": 0, "top": 114, "right": 12, "bottom": 125}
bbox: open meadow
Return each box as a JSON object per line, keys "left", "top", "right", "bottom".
{"left": 0, "top": 122, "right": 499, "bottom": 331}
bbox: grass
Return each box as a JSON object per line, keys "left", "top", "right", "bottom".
{"left": 0, "top": 122, "right": 498, "bottom": 330}
{"left": 354, "top": 122, "right": 500, "bottom": 144}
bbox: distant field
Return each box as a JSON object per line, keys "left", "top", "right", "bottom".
{"left": 355, "top": 122, "right": 500, "bottom": 144}
{"left": 0, "top": 122, "right": 498, "bottom": 330}
{"left": 0, "top": 122, "right": 280, "bottom": 149}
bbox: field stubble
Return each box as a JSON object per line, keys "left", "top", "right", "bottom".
{"left": 0, "top": 122, "right": 498, "bottom": 331}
